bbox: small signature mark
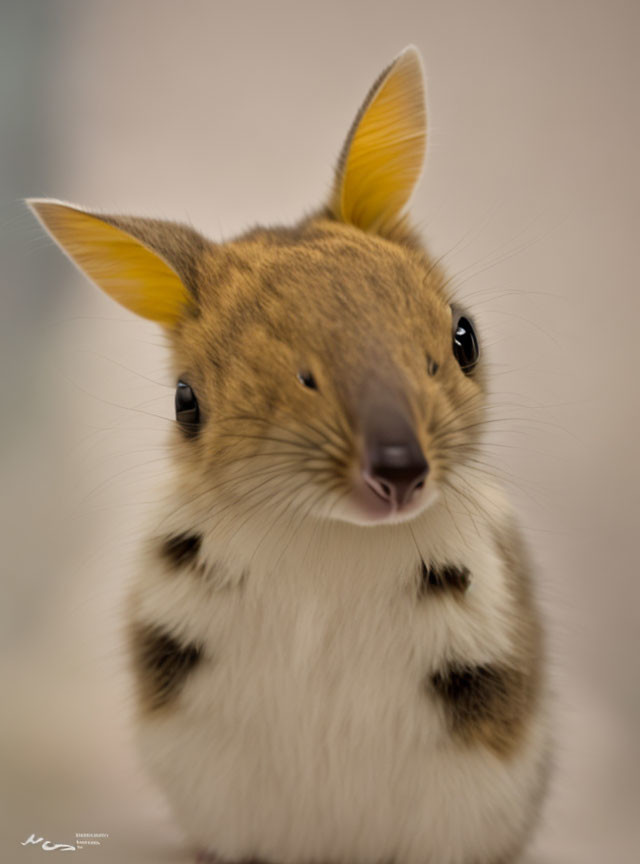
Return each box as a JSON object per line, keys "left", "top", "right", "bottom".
{"left": 22, "top": 832, "right": 110, "bottom": 851}
{"left": 21, "top": 834, "right": 76, "bottom": 852}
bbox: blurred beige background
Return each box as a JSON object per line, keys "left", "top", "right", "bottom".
{"left": 1, "top": 1, "right": 638, "bottom": 862}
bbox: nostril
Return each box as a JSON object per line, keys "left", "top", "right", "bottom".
{"left": 364, "top": 473, "right": 394, "bottom": 503}
{"left": 363, "top": 443, "right": 429, "bottom": 508}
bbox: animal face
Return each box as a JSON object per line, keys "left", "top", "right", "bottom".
{"left": 169, "top": 219, "right": 485, "bottom": 526}
{"left": 29, "top": 47, "right": 485, "bottom": 529}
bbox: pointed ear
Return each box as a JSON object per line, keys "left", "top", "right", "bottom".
{"left": 27, "top": 199, "right": 206, "bottom": 327}
{"left": 330, "top": 46, "right": 427, "bottom": 235}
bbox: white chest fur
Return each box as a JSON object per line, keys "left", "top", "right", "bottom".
{"left": 130, "top": 489, "right": 548, "bottom": 864}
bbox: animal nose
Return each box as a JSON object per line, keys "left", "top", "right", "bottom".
{"left": 364, "top": 439, "right": 429, "bottom": 507}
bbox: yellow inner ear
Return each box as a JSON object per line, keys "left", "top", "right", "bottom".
{"left": 336, "top": 47, "right": 427, "bottom": 233}
{"left": 28, "top": 200, "right": 193, "bottom": 326}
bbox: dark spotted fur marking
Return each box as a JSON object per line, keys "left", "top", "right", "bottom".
{"left": 419, "top": 560, "right": 471, "bottom": 595}
{"left": 130, "top": 622, "right": 203, "bottom": 711}
{"left": 161, "top": 533, "right": 202, "bottom": 568}
{"left": 431, "top": 662, "right": 533, "bottom": 757}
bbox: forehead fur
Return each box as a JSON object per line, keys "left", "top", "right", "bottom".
{"left": 172, "top": 216, "right": 452, "bottom": 389}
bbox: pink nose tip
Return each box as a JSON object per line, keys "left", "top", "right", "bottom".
{"left": 363, "top": 442, "right": 429, "bottom": 507}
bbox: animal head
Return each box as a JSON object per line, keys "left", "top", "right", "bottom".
{"left": 29, "top": 47, "right": 484, "bottom": 531}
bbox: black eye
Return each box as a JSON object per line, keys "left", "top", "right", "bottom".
{"left": 175, "top": 379, "right": 200, "bottom": 436}
{"left": 452, "top": 315, "right": 479, "bottom": 374}
{"left": 297, "top": 371, "right": 318, "bottom": 391}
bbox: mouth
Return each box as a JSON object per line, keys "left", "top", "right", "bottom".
{"left": 332, "top": 474, "right": 440, "bottom": 526}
